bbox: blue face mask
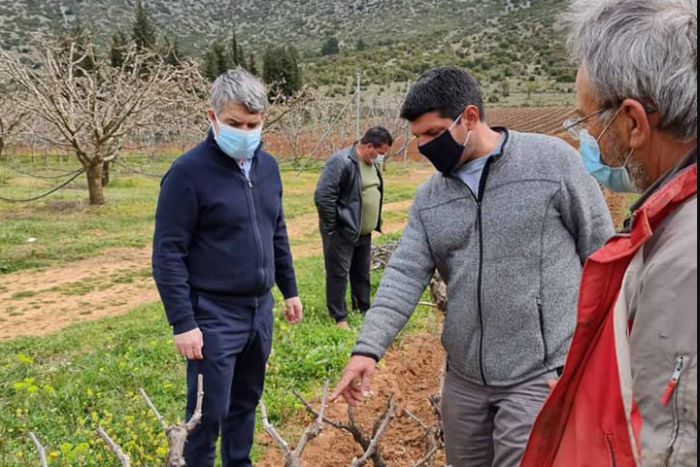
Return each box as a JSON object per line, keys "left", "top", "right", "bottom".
{"left": 376, "top": 154, "right": 386, "bottom": 165}
{"left": 213, "top": 115, "right": 262, "bottom": 160}
{"left": 579, "top": 129, "right": 639, "bottom": 193}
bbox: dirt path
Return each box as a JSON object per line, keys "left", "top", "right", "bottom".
{"left": 0, "top": 247, "right": 155, "bottom": 339}
{"left": 258, "top": 332, "right": 447, "bottom": 466}
{"left": 0, "top": 199, "right": 417, "bottom": 340}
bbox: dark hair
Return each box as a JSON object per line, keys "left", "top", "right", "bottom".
{"left": 400, "top": 67, "right": 486, "bottom": 122}
{"left": 360, "top": 126, "right": 394, "bottom": 147}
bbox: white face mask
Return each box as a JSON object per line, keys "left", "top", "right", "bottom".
{"left": 376, "top": 154, "right": 386, "bottom": 165}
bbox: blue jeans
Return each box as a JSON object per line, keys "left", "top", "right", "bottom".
{"left": 184, "top": 292, "right": 274, "bottom": 467}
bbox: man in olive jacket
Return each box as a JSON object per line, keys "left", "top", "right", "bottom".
{"left": 314, "top": 127, "right": 393, "bottom": 328}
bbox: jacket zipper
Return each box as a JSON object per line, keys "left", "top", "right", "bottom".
{"left": 242, "top": 166, "right": 267, "bottom": 290}
{"left": 354, "top": 157, "right": 364, "bottom": 242}
{"left": 662, "top": 355, "right": 686, "bottom": 466}
{"left": 662, "top": 355, "right": 686, "bottom": 405}
{"left": 449, "top": 131, "right": 508, "bottom": 384}
{"left": 475, "top": 199, "right": 488, "bottom": 385}
{"left": 475, "top": 159, "right": 495, "bottom": 385}
{"left": 376, "top": 163, "right": 384, "bottom": 233}
{"left": 455, "top": 158, "right": 494, "bottom": 385}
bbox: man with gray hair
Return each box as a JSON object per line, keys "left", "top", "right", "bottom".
{"left": 523, "top": 1, "right": 697, "bottom": 466}
{"left": 152, "top": 67, "right": 303, "bottom": 466}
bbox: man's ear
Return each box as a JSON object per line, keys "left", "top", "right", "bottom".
{"left": 462, "top": 105, "right": 481, "bottom": 131}
{"left": 207, "top": 110, "right": 217, "bottom": 127}
{"left": 620, "top": 99, "right": 651, "bottom": 150}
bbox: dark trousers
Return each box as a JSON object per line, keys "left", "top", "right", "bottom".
{"left": 321, "top": 231, "right": 372, "bottom": 322}
{"left": 184, "top": 292, "right": 274, "bottom": 467}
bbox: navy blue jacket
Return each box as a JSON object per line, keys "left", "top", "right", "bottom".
{"left": 152, "top": 131, "right": 298, "bottom": 334}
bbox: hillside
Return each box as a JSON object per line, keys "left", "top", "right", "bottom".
{"left": 0, "top": 0, "right": 575, "bottom": 100}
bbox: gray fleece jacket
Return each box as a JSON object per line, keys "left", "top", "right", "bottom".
{"left": 353, "top": 129, "right": 615, "bottom": 387}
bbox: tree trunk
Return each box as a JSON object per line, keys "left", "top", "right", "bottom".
{"left": 87, "top": 164, "right": 106, "bottom": 205}
{"left": 101, "top": 161, "right": 110, "bottom": 187}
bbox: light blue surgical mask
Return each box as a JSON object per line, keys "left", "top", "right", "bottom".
{"left": 579, "top": 129, "right": 638, "bottom": 193}
{"left": 376, "top": 154, "right": 386, "bottom": 165}
{"left": 213, "top": 115, "right": 262, "bottom": 160}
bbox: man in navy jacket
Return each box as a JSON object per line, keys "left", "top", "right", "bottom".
{"left": 152, "top": 67, "right": 303, "bottom": 467}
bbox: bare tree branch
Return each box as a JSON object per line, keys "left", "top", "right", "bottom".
{"left": 293, "top": 381, "right": 330, "bottom": 458}
{"left": 141, "top": 373, "right": 205, "bottom": 466}
{"left": 404, "top": 409, "right": 441, "bottom": 467}
{"left": 185, "top": 373, "right": 205, "bottom": 432}
{"left": 351, "top": 395, "right": 397, "bottom": 467}
{"left": 97, "top": 426, "right": 131, "bottom": 467}
{"left": 262, "top": 381, "right": 331, "bottom": 467}
{"left": 28, "top": 432, "right": 48, "bottom": 467}
{"left": 260, "top": 399, "right": 294, "bottom": 461}
{"left": 139, "top": 387, "right": 168, "bottom": 431}
{"left": 0, "top": 34, "right": 207, "bottom": 204}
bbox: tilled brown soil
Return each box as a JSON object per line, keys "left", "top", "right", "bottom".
{"left": 257, "top": 333, "right": 447, "bottom": 467}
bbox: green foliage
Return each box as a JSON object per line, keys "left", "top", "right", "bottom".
{"left": 321, "top": 37, "right": 340, "bottom": 56}
{"left": 131, "top": 0, "right": 157, "bottom": 51}
{"left": 248, "top": 53, "right": 258, "bottom": 76}
{"left": 203, "top": 42, "right": 230, "bottom": 82}
{"left": 108, "top": 30, "right": 129, "bottom": 68}
{"left": 161, "top": 36, "right": 184, "bottom": 67}
{"left": 500, "top": 80, "right": 511, "bottom": 98}
{"left": 263, "top": 45, "right": 302, "bottom": 97}
{"left": 1, "top": 0, "right": 577, "bottom": 102}
{"left": 228, "top": 33, "right": 246, "bottom": 68}
{"left": 202, "top": 33, "right": 251, "bottom": 82}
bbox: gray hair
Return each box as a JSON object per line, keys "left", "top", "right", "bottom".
{"left": 565, "top": 0, "right": 697, "bottom": 141}
{"left": 210, "top": 67, "right": 269, "bottom": 115}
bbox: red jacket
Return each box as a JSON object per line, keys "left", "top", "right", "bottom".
{"left": 521, "top": 158, "right": 698, "bottom": 467}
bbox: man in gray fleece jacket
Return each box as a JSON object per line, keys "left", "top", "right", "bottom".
{"left": 330, "top": 67, "right": 615, "bottom": 467}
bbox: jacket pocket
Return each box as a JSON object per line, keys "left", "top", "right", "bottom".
{"left": 337, "top": 206, "right": 354, "bottom": 230}
{"left": 190, "top": 290, "right": 200, "bottom": 311}
{"left": 661, "top": 354, "right": 688, "bottom": 467}
{"left": 605, "top": 433, "right": 618, "bottom": 467}
{"left": 537, "top": 297, "right": 548, "bottom": 364}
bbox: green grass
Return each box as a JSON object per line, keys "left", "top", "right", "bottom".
{"left": 0, "top": 160, "right": 165, "bottom": 274}
{"left": 0, "top": 156, "right": 436, "bottom": 465}
{"left": 10, "top": 291, "right": 36, "bottom": 299}
{"left": 0, "top": 254, "right": 439, "bottom": 466}
{"left": 1, "top": 156, "right": 428, "bottom": 274}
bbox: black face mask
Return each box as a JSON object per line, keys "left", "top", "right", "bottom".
{"left": 418, "top": 118, "right": 470, "bottom": 174}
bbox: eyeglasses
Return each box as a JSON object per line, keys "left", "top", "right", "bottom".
{"left": 564, "top": 103, "right": 657, "bottom": 140}
{"left": 562, "top": 108, "right": 607, "bottom": 140}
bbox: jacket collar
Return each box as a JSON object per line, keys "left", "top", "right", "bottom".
{"left": 624, "top": 147, "right": 698, "bottom": 232}
{"left": 349, "top": 142, "right": 360, "bottom": 163}
{"left": 489, "top": 127, "right": 510, "bottom": 162}
{"left": 443, "top": 127, "right": 510, "bottom": 178}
